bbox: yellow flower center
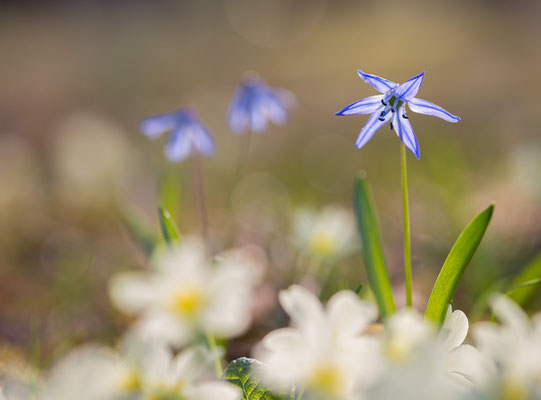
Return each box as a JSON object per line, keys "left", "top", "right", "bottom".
{"left": 385, "top": 337, "right": 411, "bottom": 364}
{"left": 145, "top": 381, "right": 185, "bottom": 400}
{"left": 118, "top": 369, "right": 141, "bottom": 393}
{"left": 308, "top": 365, "right": 344, "bottom": 398}
{"left": 502, "top": 377, "right": 529, "bottom": 400}
{"left": 311, "top": 232, "right": 337, "bottom": 257}
{"left": 171, "top": 287, "right": 207, "bottom": 317}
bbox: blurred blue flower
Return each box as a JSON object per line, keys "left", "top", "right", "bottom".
{"left": 228, "top": 75, "right": 294, "bottom": 135}
{"left": 335, "top": 70, "right": 460, "bottom": 159}
{"left": 140, "top": 108, "right": 215, "bottom": 162}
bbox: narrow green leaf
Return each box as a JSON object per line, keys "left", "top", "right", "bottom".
{"left": 508, "top": 252, "right": 541, "bottom": 306}
{"left": 158, "top": 206, "right": 180, "bottom": 245}
{"left": 159, "top": 168, "right": 181, "bottom": 221}
{"left": 355, "top": 283, "right": 364, "bottom": 296}
{"left": 353, "top": 174, "right": 396, "bottom": 318}
{"left": 223, "top": 358, "right": 293, "bottom": 400}
{"left": 122, "top": 208, "right": 157, "bottom": 255}
{"left": 425, "top": 204, "right": 494, "bottom": 324}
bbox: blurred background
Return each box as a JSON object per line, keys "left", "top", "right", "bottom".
{"left": 1, "top": 0, "right": 541, "bottom": 367}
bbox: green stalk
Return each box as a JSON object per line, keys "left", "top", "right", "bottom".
{"left": 191, "top": 152, "right": 209, "bottom": 244}
{"left": 401, "top": 143, "right": 413, "bottom": 308}
{"left": 205, "top": 330, "right": 223, "bottom": 378}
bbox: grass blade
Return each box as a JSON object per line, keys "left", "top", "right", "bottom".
{"left": 425, "top": 204, "right": 494, "bottom": 324}
{"left": 353, "top": 174, "right": 396, "bottom": 318}
{"left": 507, "top": 252, "right": 541, "bottom": 306}
{"left": 158, "top": 206, "right": 180, "bottom": 245}
{"left": 160, "top": 168, "right": 181, "bottom": 222}
{"left": 122, "top": 207, "right": 157, "bottom": 255}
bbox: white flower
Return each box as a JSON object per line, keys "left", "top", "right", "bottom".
{"left": 110, "top": 237, "right": 263, "bottom": 346}
{"left": 367, "top": 308, "right": 485, "bottom": 400}
{"left": 39, "top": 338, "right": 240, "bottom": 400}
{"left": 293, "top": 206, "right": 356, "bottom": 260}
{"left": 472, "top": 295, "right": 541, "bottom": 399}
{"left": 39, "top": 345, "right": 121, "bottom": 400}
{"left": 255, "top": 285, "right": 379, "bottom": 400}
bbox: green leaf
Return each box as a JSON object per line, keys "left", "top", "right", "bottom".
{"left": 354, "top": 283, "right": 364, "bottom": 296}
{"left": 159, "top": 168, "right": 181, "bottom": 221}
{"left": 158, "top": 206, "right": 180, "bottom": 245}
{"left": 223, "top": 358, "right": 293, "bottom": 400}
{"left": 425, "top": 204, "right": 494, "bottom": 324}
{"left": 121, "top": 207, "right": 157, "bottom": 255}
{"left": 508, "top": 252, "right": 541, "bottom": 306}
{"left": 353, "top": 174, "right": 396, "bottom": 318}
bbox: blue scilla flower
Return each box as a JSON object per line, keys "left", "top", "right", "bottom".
{"left": 140, "top": 108, "right": 215, "bottom": 162}
{"left": 335, "top": 70, "right": 460, "bottom": 159}
{"left": 228, "top": 74, "right": 294, "bottom": 135}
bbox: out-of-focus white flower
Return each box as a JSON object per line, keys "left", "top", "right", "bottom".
{"left": 110, "top": 237, "right": 263, "bottom": 347}
{"left": 293, "top": 206, "right": 356, "bottom": 260}
{"left": 368, "top": 308, "right": 485, "bottom": 400}
{"left": 472, "top": 295, "right": 541, "bottom": 399}
{"left": 39, "top": 338, "right": 240, "bottom": 400}
{"left": 255, "top": 285, "right": 379, "bottom": 400}
{"left": 39, "top": 345, "right": 120, "bottom": 400}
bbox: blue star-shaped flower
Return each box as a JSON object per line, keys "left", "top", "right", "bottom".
{"left": 140, "top": 108, "right": 215, "bottom": 162}
{"left": 335, "top": 70, "right": 460, "bottom": 159}
{"left": 228, "top": 75, "right": 293, "bottom": 135}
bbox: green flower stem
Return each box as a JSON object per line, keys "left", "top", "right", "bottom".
{"left": 205, "top": 330, "right": 223, "bottom": 378}
{"left": 401, "top": 143, "right": 413, "bottom": 308}
{"left": 191, "top": 152, "right": 209, "bottom": 244}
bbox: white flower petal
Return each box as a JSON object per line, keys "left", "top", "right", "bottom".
{"left": 261, "top": 328, "right": 305, "bottom": 352}
{"left": 170, "top": 346, "right": 212, "bottom": 384}
{"left": 41, "top": 346, "right": 120, "bottom": 400}
{"left": 278, "top": 285, "right": 324, "bottom": 328}
{"left": 490, "top": 295, "right": 530, "bottom": 334}
{"left": 448, "top": 345, "right": 492, "bottom": 386}
{"left": 133, "top": 312, "right": 191, "bottom": 348}
{"left": 109, "top": 272, "right": 156, "bottom": 314}
{"left": 327, "top": 291, "right": 377, "bottom": 337}
{"left": 190, "top": 382, "right": 241, "bottom": 400}
{"left": 439, "top": 308, "right": 469, "bottom": 351}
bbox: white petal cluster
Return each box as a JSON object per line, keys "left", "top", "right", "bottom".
{"left": 255, "top": 285, "right": 379, "bottom": 400}
{"left": 38, "top": 337, "right": 240, "bottom": 400}
{"left": 109, "top": 237, "right": 263, "bottom": 346}
{"left": 14, "top": 237, "right": 263, "bottom": 400}
{"left": 293, "top": 206, "right": 356, "bottom": 260}
{"left": 472, "top": 295, "right": 541, "bottom": 399}
{"left": 256, "top": 285, "right": 485, "bottom": 400}
{"left": 368, "top": 308, "right": 485, "bottom": 400}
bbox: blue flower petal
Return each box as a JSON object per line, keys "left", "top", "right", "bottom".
{"left": 189, "top": 124, "right": 216, "bottom": 157}
{"left": 393, "top": 111, "right": 420, "bottom": 159}
{"left": 355, "top": 110, "right": 391, "bottom": 149}
{"left": 357, "top": 70, "right": 397, "bottom": 93}
{"left": 228, "top": 78, "right": 293, "bottom": 135}
{"left": 140, "top": 113, "right": 177, "bottom": 138}
{"left": 335, "top": 95, "right": 385, "bottom": 116}
{"left": 249, "top": 99, "right": 269, "bottom": 133}
{"left": 407, "top": 98, "right": 460, "bottom": 123}
{"left": 394, "top": 72, "right": 425, "bottom": 102}
{"left": 228, "top": 88, "right": 250, "bottom": 135}
{"left": 259, "top": 90, "right": 289, "bottom": 125}
{"left": 165, "top": 130, "right": 192, "bottom": 162}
